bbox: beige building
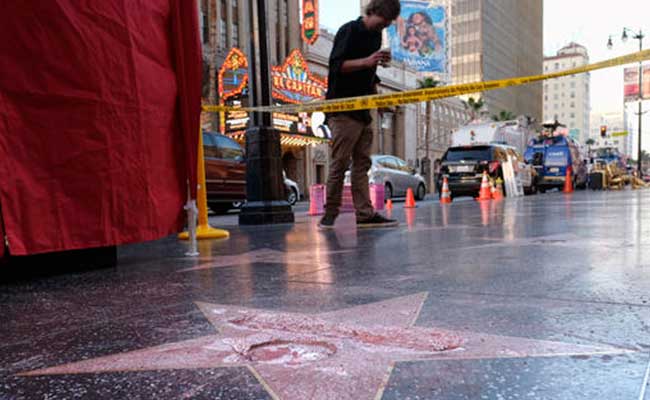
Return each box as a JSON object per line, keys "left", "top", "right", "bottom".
{"left": 451, "top": 0, "right": 543, "bottom": 122}
{"left": 543, "top": 43, "right": 591, "bottom": 145}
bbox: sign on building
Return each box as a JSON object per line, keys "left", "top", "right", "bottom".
{"left": 386, "top": 0, "right": 447, "bottom": 73}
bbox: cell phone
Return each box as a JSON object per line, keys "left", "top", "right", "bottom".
{"left": 379, "top": 48, "right": 391, "bottom": 67}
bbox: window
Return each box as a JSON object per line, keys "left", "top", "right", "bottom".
{"left": 555, "top": 62, "right": 559, "bottom": 70}
{"left": 201, "top": 0, "right": 209, "bottom": 44}
{"left": 283, "top": 0, "right": 289, "bottom": 54}
{"left": 379, "top": 157, "right": 398, "bottom": 170}
{"left": 219, "top": 0, "right": 227, "bottom": 49}
{"left": 570, "top": 102, "right": 575, "bottom": 108}
{"left": 570, "top": 113, "right": 575, "bottom": 118}
{"left": 394, "top": 157, "right": 410, "bottom": 172}
{"left": 215, "top": 134, "right": 244, "bottom": 161}
{"left": 203, "top": 133, "right": 220, "bottom": 158}
{"left": 232, "top": 0, "right": 239, "bottom": 47}
{"left": 570, "top": 92, "right": 575, "bottom": 98}
{"left": 571, "top": 82, "right": 576, "bottom": 88}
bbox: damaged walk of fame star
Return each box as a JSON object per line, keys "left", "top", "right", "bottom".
{"left": 20, "top": 293, "right": 636, "bottom": 400}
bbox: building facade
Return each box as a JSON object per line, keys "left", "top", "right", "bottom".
{"left": 451, "top": 0, "right": 543, "bottom": 122}
{"left": 199, "top": 0, "right": 472, "bottom": 196}
{"left": 543, "top": 43, "right": 591, "bottom": 145}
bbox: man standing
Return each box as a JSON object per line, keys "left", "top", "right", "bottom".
{"left": 319, "top": 0, "right": 401, "bottom": 229}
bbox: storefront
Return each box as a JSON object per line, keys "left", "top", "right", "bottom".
{"left": 217, "top": 47, "right": 330, "bottom": 196}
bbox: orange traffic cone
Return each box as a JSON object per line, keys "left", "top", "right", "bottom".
{"left": 476, "top": 171, "right": 492, "bottom": 201}
{"left": 308, "top": 184, "right": 325, "bottom": 216}
{"left": 563, "top": 167, "right": 574, "bottom": 194}
{"left": 480, "top": 198, "right": 490, "bottom": 226}
{"left": 405, "top": 187, "right": 417, "bottom": 208}
{"left": 492, "top": 178, "right": 504, "bottom": 201}
{"left": 440, "top": 176, "right": 452, "bottom": 204}
{"left": 386, "top": 199, "right": 393, "bottom": 210}
{"left": 406, "top": 208, "right": 416, "bottom": 229}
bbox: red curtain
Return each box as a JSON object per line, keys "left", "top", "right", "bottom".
{"left": 0, "top": 0, "right": 200, "bottom": 256}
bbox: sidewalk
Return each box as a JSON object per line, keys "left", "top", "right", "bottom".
{"left": 2, "top": 190, "right": 649, "bottom": 399}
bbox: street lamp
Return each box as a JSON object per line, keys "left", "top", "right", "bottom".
{"left": 608, "top": 27, "right": 645, "bottom": 173}
{"left": 238, "top": 0, "right": 294, "bottom": 224}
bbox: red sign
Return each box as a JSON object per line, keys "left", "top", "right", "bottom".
{"left": 302, "top": 0, "right": 319, "bottom": 45}
{"left": 218, "top": 47, "right": 248, "bottom": 101}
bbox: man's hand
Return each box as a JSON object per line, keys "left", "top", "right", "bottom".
{"left": 340, "top": 50, "right": 391, "bottom": 73}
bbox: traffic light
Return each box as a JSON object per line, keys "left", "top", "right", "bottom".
{"left": 600, "top": 125, "right": 607, "bottom": 138}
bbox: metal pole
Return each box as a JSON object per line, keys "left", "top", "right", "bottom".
{"left": 638, "top": 33, "right": 644, "bottom": 174}
{"left": 238, "top": 0, "right": 294, "bottom": 225}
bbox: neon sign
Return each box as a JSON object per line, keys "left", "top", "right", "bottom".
{"left": 271, "top": 49, "right": 327, "bottom": 104}
{"left": 218, "top": 47, "right": 248, "bottom": 101}
{"left": 217, "top": 49, "right": 328, "bottom": 140}
{"left": 301, "top": 0, "right": 319, "bottom": 45}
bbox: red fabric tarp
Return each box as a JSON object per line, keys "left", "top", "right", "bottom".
{"left": 0, "top": 0, "right": 200, "bottom": 256}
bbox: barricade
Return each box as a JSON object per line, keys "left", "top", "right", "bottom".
{"left": 308, "top": 184, "right": 326, "bottom": 216}
{"left": 369, "top": 184, "right": 385, "bottom": 211}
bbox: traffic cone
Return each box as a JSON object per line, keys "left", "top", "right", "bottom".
{"left": 563, "top": 167, "right": 574, "bottom": 194}
{"left": 386, "top": 199, "right": 393, "bottom": 210}
{"left": 480, "top": 198, "right": 490, "bottom": 226}
{"left": 308, "top": 184, "right": 325, "bottom": 216}
{"left": 476, "top": 171, "right": 492, "bottom": 201}
{"left": 440, "top": 176, "right": 452, "bottom": 204}
{"left": 404, "top": 187, "right": 417, "bottom": 208}
{"left": 406, "top": 208, "right": 416, "bottom": 229}
{"left": 492, "top": 178, "right": 504, "bottom": 201}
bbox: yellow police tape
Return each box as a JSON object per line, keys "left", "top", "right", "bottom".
{"left": 203, "top": 49, "right": 650, "bottom": 115}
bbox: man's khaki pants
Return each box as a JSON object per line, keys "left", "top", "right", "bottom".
{"left": 325, "top": 115, "right": 375, "bottom": 220}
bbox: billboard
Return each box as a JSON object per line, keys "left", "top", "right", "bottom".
{"left": 387, "top": 0, "right": 446, "bottom": 73}
{"left": 624, "top": 65, "right": 650, "bottom": 102}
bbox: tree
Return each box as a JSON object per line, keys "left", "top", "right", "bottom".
{"left": 462, "top": 97, "right": 484, "bottom": 121}
{"left": 585, "top": 138, "right": 596, "bottom": 146}
{"left": 417, "top": 77, "right": 440, "bottom": 191}
{"left": 492, "top": 110, "right": 516, "bottom": 121}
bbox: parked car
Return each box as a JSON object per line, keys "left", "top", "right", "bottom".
{"left": 346, "top": 155, "right": 426, "bottom": 200}
{"left": 203, "top": 131, "right": 300, "bottom": 213}
{"left": 437, "top": 144, "right": 537, "bottom": 198}
{"left": 283, "top": 171, "right": 301, "bottom": 206}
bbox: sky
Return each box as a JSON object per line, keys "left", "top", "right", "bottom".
{"left": 319, "top": 0, "right": 650, "bottom": 114}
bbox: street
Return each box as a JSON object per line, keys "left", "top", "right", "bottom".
{"left": 2, "top": 190, "right": 649, "bottom": 399}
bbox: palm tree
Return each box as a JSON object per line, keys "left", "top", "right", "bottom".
{"left": 462, "top": 97, "right": 484, "bottom": 121}
{"left": 417, "top": 77, "right": 440, "bottom": 191}
{"left": 491, "top": 110, "right": 516, "bottom": 121}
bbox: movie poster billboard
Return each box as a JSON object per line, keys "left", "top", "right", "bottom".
{"left": 624, "top": 65, "right": 650, "bottom": 102}
{"left": 387, "top": 0, "right": 446, "bottom": 73}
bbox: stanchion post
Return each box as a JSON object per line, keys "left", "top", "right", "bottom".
{"left": 179, "top": 127, "right": 230, "bottom": 241}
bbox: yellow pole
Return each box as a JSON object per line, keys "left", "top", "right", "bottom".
{"left": 179, "top": 127, "right": 230, "bottom": 241}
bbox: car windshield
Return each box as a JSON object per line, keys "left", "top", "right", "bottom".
{"left": 545, "top": 150, "right": 567, "bottom": 166}
{"left": 444, "top": 147, "right": 492, "bottom": 162}
{"left": 595, "top": 148, "right": 617, "bottom": 158}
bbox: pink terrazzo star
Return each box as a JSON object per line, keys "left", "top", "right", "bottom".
{"left": 21, "top": 293, "right": 634, "bottom": 400}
